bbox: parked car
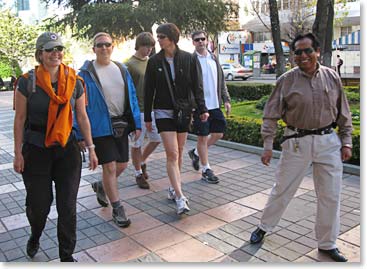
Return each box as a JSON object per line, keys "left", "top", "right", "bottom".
{"left": 221, "top": 63, "right": 253, "bottom": 81}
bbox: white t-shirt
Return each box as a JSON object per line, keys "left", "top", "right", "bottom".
{"left": 196, "top": 52, "right": 219, "bottom": 110}
{"left": 93, "top": 61, "right": 125, "bottom": 117}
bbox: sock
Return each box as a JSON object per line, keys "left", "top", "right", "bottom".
{"left": 140, "top": 162, "right": 145, "bottom": 166}
{"left": 193, "top": 148, "right": 199, "bottom": 156}
{"left": 202, "top": 164, "right": 211, "bottom": 173}
{"left": 135, "top": 170, "right": 143, "bottom": 176}
{"left": 111, "top": 200, "right": 121, "bottom": 209}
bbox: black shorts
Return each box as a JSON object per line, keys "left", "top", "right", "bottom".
{"left": 155, "top": 118, "right": 190, "bottom": 133}
{"left": 93, "top": 133, "right": 129, "bottom": 164}
{"left": 192, "top": 108, "right": 226, "bottom": 136}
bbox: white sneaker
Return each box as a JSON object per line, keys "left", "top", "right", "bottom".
{"left": 176, "top": 196, "right": 190, "bottom": 215}
{"left": 167, "top": 187, "right": 176, "bottom": 200}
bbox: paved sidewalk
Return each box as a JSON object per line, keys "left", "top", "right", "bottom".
{"left": 0, "top": 91, "right": 360, "bottom": 263}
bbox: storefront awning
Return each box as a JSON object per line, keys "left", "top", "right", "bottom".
{"left": 332, "top": 30, "right": 360, "bottom": 49}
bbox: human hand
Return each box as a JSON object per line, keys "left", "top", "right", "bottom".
{"left": 134, "top": 130, "right": 141, "bottom": 141}
{"left": 341, "top": 147, "right": 352, "bottom": 161}
{"left": 88, "top": 150, "right": 98, "bottom": 170}
{"left": 261, "top": 150, "right": 273, "bottom": 166}
{"left": 146, "top": 122, "right": 152, "bottom": 132}
{"left": 13, "top": 153, "right": 24, "bottom": 173}
{"left": 200, "top": 112, "right": 209, "bottom": 122}
{"left": 225, "top": 102, "right": 231, "bottom": 117}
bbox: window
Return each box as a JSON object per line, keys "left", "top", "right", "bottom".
{"left": 253, "top": 32, "right": 272, "bottom": 42}
{"left": 17, "top": 0, "right": 30, "bottom": 11}
{"left": 341, "top": 26, "right": 352, "bottom": 37}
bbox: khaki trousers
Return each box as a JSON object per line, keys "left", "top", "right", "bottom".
{"left": 259, "top": 131, "right": 343, "bottom": 249}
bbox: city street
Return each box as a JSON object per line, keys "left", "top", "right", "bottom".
{"left": 0, "top": 91, "right": 360, "bottom": 263}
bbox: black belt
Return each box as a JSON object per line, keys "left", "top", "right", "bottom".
{"left": 280, "top": 123, "right": 335, "bottom": 144}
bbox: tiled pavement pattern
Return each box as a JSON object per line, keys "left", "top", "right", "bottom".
{"left": 0, "top": 91, "right": 360, "bottom": 263}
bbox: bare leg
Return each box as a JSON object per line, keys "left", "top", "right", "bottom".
{"left": 141, "top": 142, "right": 160, "bottom": 163}
{"left": 160, "top": 131, "right": 186, "bottom": 198}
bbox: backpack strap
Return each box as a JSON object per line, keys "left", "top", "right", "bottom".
{"left": 26, "top": 69, "right": 36, "bottom": 99}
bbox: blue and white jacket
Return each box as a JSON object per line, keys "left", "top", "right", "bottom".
{"left": 74, "top": 60, "right": 141, "bottom": 139}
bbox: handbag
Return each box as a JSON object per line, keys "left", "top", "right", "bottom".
{"left": 111, "top": 117, "right": 128, "bottom": 138}
{"left": 161, "top": 59, "right": 192, "bottom": 128}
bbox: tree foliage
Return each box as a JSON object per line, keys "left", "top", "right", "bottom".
{"left": 0, "top": 10, "right": 39, "bottom": 75}
{"left": 43, "top": 0, "right": 237, "bottom": 39}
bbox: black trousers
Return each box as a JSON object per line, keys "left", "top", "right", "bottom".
{"left": 22, "top": 139, "right": 81, "bottom": 261}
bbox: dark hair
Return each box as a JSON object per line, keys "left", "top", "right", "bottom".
{"left": 135, "top": 32, "right": 155, "bottom": 50}
{"left": 156, "top": 23, "right": 180, "bottom": 44}
{"left": 191, "top": 30, "right": 207, "bottom": 40}
{"left": 291, "top": 33, "right": 320, "bottom": 51}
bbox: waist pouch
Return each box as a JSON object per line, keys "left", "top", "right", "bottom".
{"left": 111, "top": 117, "right": 128, "bottom": 138}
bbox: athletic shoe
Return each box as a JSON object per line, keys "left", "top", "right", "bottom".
{"left": 112, "top": 205, "right": 131, "bottom": 228}
{"left": 176, "top": 196, "right": 190, "bottom": 215}
{"left": 201, "top": 169, "right": 219, "bottom": 184}
{"left": 141, "top": 163, "right": 149, "bottom": 179}
{"left": 188, "top": 148, "right": 200, "bottom": 171}
{"left": 136, "top": 174, "right": 149, "bottom": 189}
{"left": 167, "top": 187, "right": 176, "bottom": 200}
{"left": 91, "top": 181, "right": 109, "bottom": 207}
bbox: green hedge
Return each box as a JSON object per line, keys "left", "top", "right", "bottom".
{"left": 227, "top": 82, "right": 274, "bottom": 101}
{"left": 222, "top": 116, "right": 360, "bottom": 165}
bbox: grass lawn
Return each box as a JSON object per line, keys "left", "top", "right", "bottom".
{"left": 228, "top": 101, "right": 360, "bottom": 133}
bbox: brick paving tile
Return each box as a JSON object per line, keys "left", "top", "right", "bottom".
{"left": 131, "top": 224, "right": 191, "bottom": 251}
{"left": 235, "top": 192, "right": 269, "bottom": 211}
{"left": 171, "top": 213, "right": 226, "bottom": 236}
{"left": 196, "top": 233, "right": 237, "bottom": 254}
{"left": 155, "top": 238, "right": 223, "bottom": 262}
{"left": 272, "top": 246, "right": 303, "bottom": 261}
{"left": 205, "top": 202, "right": 257, "bottom": 223}
{"left": 339, "top": 225, "right": 360, "bottom": 247}
{"left": 86, "top": 237, "right": 149, "bottom": 262}
{"left": 284, "top": 241, "right": 313, "bottom": 255}
{"left": 1, "top": 212, "right": 29, "bottom": 231}
{"left": 118, "top": 212, "right": 163, "bottom": 236}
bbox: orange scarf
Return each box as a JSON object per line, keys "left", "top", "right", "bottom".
{"left": 35, "top": 64, "right": 77, "bottom": 147}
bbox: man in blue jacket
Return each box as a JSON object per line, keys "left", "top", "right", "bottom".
{"left": 74, "top": 32, "right": 141, "bottom": 228}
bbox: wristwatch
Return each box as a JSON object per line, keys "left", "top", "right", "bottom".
{"left": 342, "top": 144, "right": 352, "bottom": 149}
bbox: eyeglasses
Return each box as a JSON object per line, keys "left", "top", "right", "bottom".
{"left": 157, "top": 34, "right": 167, "bottom": 40}
{"left": 194, "top": 37, "right": 206, "bottom": 42}
{"left": 43, "top": 46, "right": 64, "bottom": 53}
{"left": 294, "top": 47, "right": 314, "bottom": 56}
{"left": 95, "top": 42, "right": 112, "bottom": 48}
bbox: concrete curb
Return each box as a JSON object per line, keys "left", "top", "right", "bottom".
{"left": 187, "top": 134, "right": 360, "bottom": 176}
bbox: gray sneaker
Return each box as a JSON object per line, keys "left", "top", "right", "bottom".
{"left": 167, "top": 187, "right": 176, "bottom": 201}
{"left": 176, "top": 196, "right": 190, "bottom": 215}
{"left": 91, "top": 181, "right": 109, "bottom": 207}
{"left": 112, "top": 205, "right": 131, "bottom": 228}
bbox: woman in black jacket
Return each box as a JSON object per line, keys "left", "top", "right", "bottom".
{"left": 144, "top": 23, "right": 208, "bottom": 215}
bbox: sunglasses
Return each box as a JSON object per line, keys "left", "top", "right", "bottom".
{"left": 95, "top": 42, "right": 112, "bottom": 48}
{"left": 43, "top": 46, "right": 64, "bottom": 53}
{"left": 294, "top": 47, "right": 314, "bottom": 56}
{"left": 157, "top": 34, "right": 167, "bottom": 40}
{"left": 194, "top": 37, "right": 206, "bottom": 42}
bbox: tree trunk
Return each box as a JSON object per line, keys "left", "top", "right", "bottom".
{"left": 312, "top": 0, "right": 334, "bottom": 67}
{"left": 268, "top": 0, "right": 286, "bottom": 77}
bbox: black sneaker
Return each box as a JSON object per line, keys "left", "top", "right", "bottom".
{"left": 188, "top": 148, "right": 200, "bottom": 171}
{"left": 201, "top": 169, "right": 219, "bottom": 184}
{"left": 91, "top": 181, "right": 109, "bottom": 207}
{"left": 112, "top": 205, "right": 131, "bottom": 228}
